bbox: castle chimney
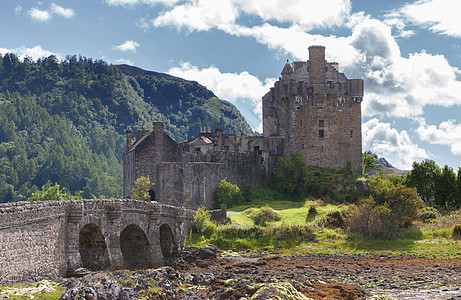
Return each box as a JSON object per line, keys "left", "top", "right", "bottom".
{"left": 308, "top": 45, "right": 326, "bottom": 84}
{"left": 215, "top": 122, "right": 222, "bottom": 137}
{"left": 126, "top": 130, "right": 132, "bottom": 150}
{"left": 153, "top": 122, "right": 164, "bottom": 133}
{"left": 208, "top": 126, "right": 211, "bottom": 133}
{"left": 137, "top": 130, "right": 149, "bottom": 140}
{"left": 330, "top": 62, "right": 339, "bottom": 71}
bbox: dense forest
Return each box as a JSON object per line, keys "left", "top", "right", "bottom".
{"left": 0, "top": 53, "right": 253, "bottom": 202}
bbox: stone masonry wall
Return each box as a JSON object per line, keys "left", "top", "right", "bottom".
{"left": 0, "top": 201, "right": 69, "bottom": 284}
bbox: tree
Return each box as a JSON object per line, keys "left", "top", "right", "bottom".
{"left": 28, "top": 183, "right": 81, "bottom": 201}
{"left": 434, "top": 165, "right": 459, "bottom": 209}
{"left": 131, "top": 176, "right": 152, "bottom": 199}
{"left": 362, "top": 152, "right": 377, "bottom": 176}
{"left": 214, "top": 178, "right": 243, "bottom": 208}
{"left": 406, "top": 159, "right": 441, "bottom": 203}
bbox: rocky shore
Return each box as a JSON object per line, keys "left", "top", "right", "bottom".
{"left": 54, "top": 246, "right": 461, "bottom": 300}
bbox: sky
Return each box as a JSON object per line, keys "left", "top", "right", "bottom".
{"left": 1, "top": 0, "right": 461, "bottom": 170}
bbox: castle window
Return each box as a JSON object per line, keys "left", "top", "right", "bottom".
{"left": 300, "top": 120, "right": 302, "bottom": 126}
{"left": 327, "top": 81, "right": 333, "bottom": 88}
{"left": 302, "top": 144, "right": 305, "bottom": 149}
{"left": 195, "top": 147, "right": 201, "bottom": 152}
{"left": 319, "top": 120, "right": 324, "bottom": 128}
{"left": 254, "top": 146, "right": 260, "bottom": 152}
{"left": 296, "top": 106, "right": 300, "bottom": 110}
{"left": 319, "top": 129, "right": 324, "bottom": 139}
{"left": 350, "top": 130, "right": 353, "bottom": 138}
{"left": 224, "top": 146, "right": 229, "bottom": 151}
{"left": 234, "top": 146, "right": 238, "bottom": 151}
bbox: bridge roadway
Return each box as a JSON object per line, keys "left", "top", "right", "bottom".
{"left": 0, "top": 199, "right": 195, "bottom": 284}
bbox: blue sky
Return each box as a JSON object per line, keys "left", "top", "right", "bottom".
{"left": 1, "top": 0, "right": 461, "bottom": 170}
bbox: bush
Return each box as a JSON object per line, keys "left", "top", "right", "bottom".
{"left": 308, "top": 205, "right": 317, "bottom": 215}
{"left": 419, "top": 206, "right": 438, "bottom": 222}
{"left": 346, "top": 197, "right": 398, "bottom": 239}
{"left": 453, "top": 224, "right": 461, "bottom": 238}
{"left": 193, "top": 206, "right": 211, "bottom": 235}
{"left": 214, "top": 179, "right": 243, "bottom": 208}
{"left": 246, "top": 205, "right": 281, "bottom": 226}
{"left": 322, "top": 210, "right": 345, "bottom": 228}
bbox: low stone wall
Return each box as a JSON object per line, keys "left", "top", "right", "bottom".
{"left": 208, "top": 204, "right": 227, "bottom": 223}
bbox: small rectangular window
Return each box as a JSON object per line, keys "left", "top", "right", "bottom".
{"left": 319, "top": 129, "right": 324, "bottom": 139}
{"left": 300, "top": 120, "right": 302, "bottom": 126}
{"left": 296, "top": 106, "right": 300, "bottom": 110}
{"left": 224, "top": 146, "right": 229, "bottom": 151}
{"left": 350, "top": 130, "right": 353, "bottom": 138}
{"left": 302, "top": 144, "right": 305, "bottom": 150}
{"left": 195, "top": 147, "right": 201, "bottom": 152}
{"left": 319, "top": 120, "right": 324, "bottom": 127}
{"left": 234, "top": 146, "right": 238, "bottom": 151}
{"left": 254, "top": 146, "right": 260, "bottom": 151}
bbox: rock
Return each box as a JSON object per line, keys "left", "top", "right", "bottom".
{"left": 196, "top": 245, "right": 217, "bottom": 259}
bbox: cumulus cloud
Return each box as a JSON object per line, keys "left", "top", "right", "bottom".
{"left": 105, "top": 0, "right": 179, "bottom": 6}
{"left": 0, "top": 45, "right": 57, "bottom": 61}
{"left": 15, "top": 5, "right": 23, "bottom": 15}
{"left": 167, "top": 62, "right": 276, "bottom": 131}
{"left": 363, "top": 118, "right": 428, "bottom": 169}
{"left": 113, "top": 40, "right": 140, "bottom": 52}
{"left": 391, "top": 0, "right": 461, "bottom": 38}
{"left": 29, "top": 3, "right": 75, "bottom": 22}
{"left": 151, "top": 0, "right": 351, "bottom": 32}
{"left": 115, "top": 58, "right": 135, "bottom": 65}
{"left": 416, "top": 118, "right": 461, "bottom": 155}
{"left": 29, "top": 8, "right": 52, "bottom": 22}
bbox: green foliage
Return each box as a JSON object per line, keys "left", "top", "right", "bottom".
{"left": 0, "top": 53, "right": 253, "bottom": 203}
{"left": 453, "top": 224, "right": 461, "bottom": 238}
{"left": 270, "top": 153, "right": 360, "bottom": 202}
{"left": 131, "top": 176, "right": 152, "bottom": 199}
{"left": 321, "top": 210, "right": 345, "bottom": 228}
{"left": 362, "top": 151, "right": 377, "bottom": 176}
{"left": 418, "top": 206, "right": 438, "bottom": 222}
{"left": 244, "top": 205, "right": 281, "bottom": 226}
{"left": 28, "top": 183, "right": 81, "bottom": 201}
{"left": 308, "top": 205, "right": 317, "bottom": 215}
{"left": 213, "top": 179, "right": 243, "bottom": 208}
{"left": 346, "top": 197, "right": 398, "bottom": 239}
{"left": 192, "top": 206, "right": 212, "bottom": 235}
{"left": 406, "top": 159, "right": 461, "bottom": 209}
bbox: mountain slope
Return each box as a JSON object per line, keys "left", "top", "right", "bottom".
{"left": 0, "top": 54, "right": 253, "bottom": 202}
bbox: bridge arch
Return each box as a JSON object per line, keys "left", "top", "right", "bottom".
{"left": 159, "top": 223, "right": 175, "bottom": 258}
{"left": 120, "top": 224, "right": 153, "bottom": 269}
{"left": 79, "top": 223, "right": 110, "bottom": 270}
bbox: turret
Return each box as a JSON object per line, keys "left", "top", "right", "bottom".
{"left": 281, "top": 60, "right": 294, "bottom": 81}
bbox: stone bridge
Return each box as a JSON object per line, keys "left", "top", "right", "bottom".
{"left": 0, "top": 199, "right": 195, "bottom": 284}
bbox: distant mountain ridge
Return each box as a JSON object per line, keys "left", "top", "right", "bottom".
{"left": 367, "top": 153, "right": 409, "bottom": 177}
{"left": 0, "top": 54, "right": 253, "bottom": 202}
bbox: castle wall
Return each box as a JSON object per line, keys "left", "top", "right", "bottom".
{"left": 0, "top": 201, "right": 68, "bottom": 284}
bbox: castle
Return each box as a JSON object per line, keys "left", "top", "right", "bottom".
{"left": 123, "top": 46, "right": 363, "bottom": 209}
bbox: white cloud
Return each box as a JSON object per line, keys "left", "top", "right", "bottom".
{"left": 105, "top": 0, "right": 179, "bottom": 6}
{"left": 363, "top": 118, "right": 428, "bottom": 169}
{"left": 115, "top": 58, "right": 135, "bottom": 65}
{"left": 0, "top": 45, "right": 57, "bottom": 61}
{"left": 416, "top": 118, "right": 461, "bottom": 155}
{"left": 29, "top": 3, "right": 75, "bottom": 22}
{"left": 29, "top": 8, "right": 52, "bottom": 22}
{"left": 167, "top": 62, "right": 276, "bottom": 131}
{"left": 151, "top": 0, "right": 351, "bottom": 32}
{"left": 50, "top": 3, "right": 75, "bottom": 18}
{"left": 15, "top": 5, "right": 23, "bottom": 15}
{"left": 393, "top": 0, "right": 461, "bottom": 38}
{"left": 113, "top": 40, "right": 140, "bottom": 52}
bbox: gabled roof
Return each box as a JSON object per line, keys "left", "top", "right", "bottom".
{"left": 126, "top": 131, "right": 152, "bottom": 153}
{"left": 188, "top": 136, "right": 213, "bottom": 145}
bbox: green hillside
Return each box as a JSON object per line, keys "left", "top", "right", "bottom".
{"left": 0, "top": 54, "right": 253, "bottom": 202}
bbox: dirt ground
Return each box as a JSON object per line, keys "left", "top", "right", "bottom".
{"left": 173, "top": 249, "right": 461, "bottom": 299}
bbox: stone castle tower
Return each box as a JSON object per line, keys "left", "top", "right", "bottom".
{"left": 263, "top": 45, "right": 363, "bottom": 169}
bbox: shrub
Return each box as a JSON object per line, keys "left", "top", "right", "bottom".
{"left": 193, "top": 206, "right": 211, "bottom": 235}
{"left": 247, "top": 205, "right": 281, "bottom": 226}
{"left": 308, "top": 205, "right": 317, "bottom": 215}
{"left": 322, "top": 210, "right": 345, "bottom": 228}
{"left": 214, "top": 179, "right": 243, "bottom": 208}
{"left": 346, "top": 197, "right": 398, "bottom": 239}
{"left": 453, "top": 224, "right": 461, "bottom": 238}
{"left": 131, "top": 176, "right": 152, "bottom": 199}
{"left": 419, "top": 206, "right": 438, "bottom": 222}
